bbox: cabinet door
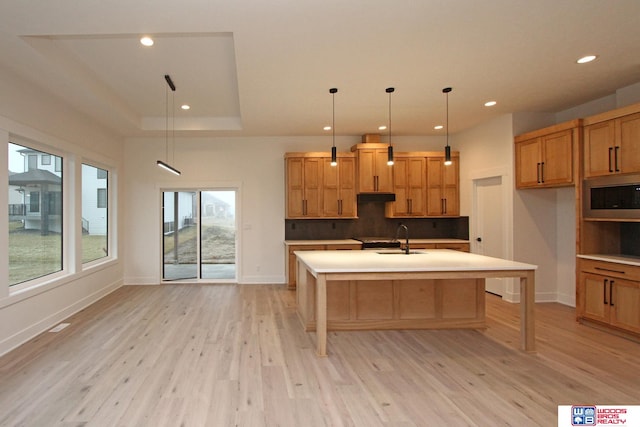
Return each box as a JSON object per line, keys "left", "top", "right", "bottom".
{"left": 442, "top": 157, "right": 459, "bottom": 215}
{"left": 610, "top": 279, "right": 640, "bottom": 334}
{"left": 541, "top": 130, "right": 573, "bottom": 186}
{"left": 374, "top": 149, "right": 394, "bottom": 192}
{"left": 322, "top": 158, "right": 340, "bottom": 217}
{"left": 286, "top": 158, "right": 305, "bottom": 217}
{"left": 515, "top": 138, "right": 542, "bottom": 188}
{"left": 618, "top": 112, "right": 640, "bottom": 174}
{"left": 427, "top": 156, "right": 459, "bottom": 216}
{"left": 579, "top": 272, "right": 609, "bottom": 323}
{"left": 303, "top": 158, "right": 322, "bottom": 217}
{"left": 426, "top": 157, "right": 444, "bottom": 216}
{"left": 407, "top": 158, "right": 426, "bottom": 216}
{"left": 390, "top": 158, "right": 410, "bottom": 216}
{"left": 338, "top": 157, "right": 357, "bottom": 217}
{"left": 357, "top": 149, "right": 377, "bottom": 192}
{"left": 584, "top": 120, "right": 616, "bottom": 178}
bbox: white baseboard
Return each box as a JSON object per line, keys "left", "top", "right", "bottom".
{"left": 0, "top": 279, "right": 122, "bottom": 357}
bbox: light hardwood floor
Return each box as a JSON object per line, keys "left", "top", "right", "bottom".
{"left": 1, "top": 284, "right": 639, "bottom": 426}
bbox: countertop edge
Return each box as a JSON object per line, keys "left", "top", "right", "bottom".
{"left": 577, "top": 254, "right": 640, "bottom": 267}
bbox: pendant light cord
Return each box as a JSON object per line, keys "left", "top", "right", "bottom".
{"left": 165, "top": 83, "right": 169, "bottom": 162}
{"left": 329, "top": 88, "right": 338, "bottom": 166}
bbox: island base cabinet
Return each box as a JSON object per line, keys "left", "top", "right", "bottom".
{"left": 297, "top": 273, "right": 486, "bottom": 331}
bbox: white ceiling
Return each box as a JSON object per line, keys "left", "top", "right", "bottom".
{"left": 1, "top": 0, "right": 639, "bottom": 138}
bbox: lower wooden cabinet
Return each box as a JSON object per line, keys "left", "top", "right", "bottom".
{"left": 285, "top": 243, "right": 361, "bottom": 289}
{"left": 577, "top": 258, "right": 640, "bottom": 335}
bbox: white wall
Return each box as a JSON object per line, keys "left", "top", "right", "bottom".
{"left": 122, "top": 135, "right": 447, "bottom": 285}
{"left": 0, "top": 67, "right": 124, "bottom": 356}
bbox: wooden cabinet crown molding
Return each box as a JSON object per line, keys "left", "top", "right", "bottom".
{"left": 582, "top": 101, "right": 640, "bottom": 126}
{"left": 514, "top": 119, "right": 582, "bottom": 142}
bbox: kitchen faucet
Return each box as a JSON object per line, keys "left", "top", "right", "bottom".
{"left": 396, "top": 224, "right": 410, "bottom": 254}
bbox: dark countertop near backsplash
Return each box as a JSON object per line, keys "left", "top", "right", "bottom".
{"left": 285, "top": 201, "right": 469, "bottom": 241}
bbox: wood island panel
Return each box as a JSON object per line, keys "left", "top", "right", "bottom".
{"left": 297, "top": 273, "right": 486, "bottom": 331}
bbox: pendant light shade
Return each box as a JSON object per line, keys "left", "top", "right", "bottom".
{"left": 157, "top": 74, "right": 181, "bottom": 175}
{"left": 329, "top": 88, "right": 338, "bottom": 166}
{"left": 386, "top": 87, "right": 395, "bottom": 166}
{"left": 443, "top": 87, "right": 453, "bottom": 166}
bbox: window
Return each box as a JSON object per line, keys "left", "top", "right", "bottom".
{"left": 28, "top": 154, "right": 37, "bottom": 170}
{"left": 42, "top": 154, "right": 51, "bottom": 165}
{"left": 8, "top": 142, "right": 63, "bottom": 286}
{"left": 97, "top": 188, "right": 107, "bottom": 208}
{"left": 82, "top": 164, "right": 108, "bottom": 263}
{"left": 29, "top": 191, "right": 40, "bottom": 212}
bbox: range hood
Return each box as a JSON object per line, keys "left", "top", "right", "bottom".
{"left": 357, "top": 192, "right": 396, "bottom": 203}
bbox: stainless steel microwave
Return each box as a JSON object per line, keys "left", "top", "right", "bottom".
{"left": 583, "top": 175, "right": 640, "bottom": 219}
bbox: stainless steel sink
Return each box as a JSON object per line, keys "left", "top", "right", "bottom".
{"left": 376, "top": 250, "right": 426, "bottom": 255}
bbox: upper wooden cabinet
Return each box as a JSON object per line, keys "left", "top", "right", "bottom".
{"left": 584, "top": 108, "right": 640, "bottom": 178}
{"left": 386, "top": 156, "right": 426, "bottom": 217}
{"left": 285, "top": 152, "right": 357, "bottom": 219}
{"left": 426, "top": 154, "right": 459, "bottom": 216}
{"left": 351, "top": 143, "right": 394, "bottom": 193}
{"left": 514, "top": 120, "right": 580, "bottom": 189}
{"left": 286, "top": 155, "right": 323, "bottom": 218}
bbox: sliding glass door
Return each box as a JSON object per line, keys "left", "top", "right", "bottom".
{"left": 162, "top": 190, "right": 236, "bottom": 282}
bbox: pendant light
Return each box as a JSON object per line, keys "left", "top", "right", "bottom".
{"left": 386, "top": 87, "right": 395, "bottom": 166}
{"left": 157, "top": 74, "right": 181, "bottom": 176}
{"left": 443, "top": 87, "right": 453, "bottom": 166}
{"left": 329, "top": 88, "right": 338, "bottom": 166}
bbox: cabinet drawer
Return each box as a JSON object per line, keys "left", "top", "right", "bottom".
{"left": 579, "top": 259, "right": 640, "bottom": 281}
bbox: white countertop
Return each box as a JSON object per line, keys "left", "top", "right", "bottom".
{"left": 284, "top": 238, "right": 469, "bottom": 246}
{"left": 294, "top": 249, "right": 537, "bottom": 274}
{"left": 577, "top": 254, "right": 640, "bottom": 267}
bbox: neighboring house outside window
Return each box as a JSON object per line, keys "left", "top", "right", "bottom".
{"left": 8, "top": 142, "right": 63, "bottom": 286}
{"left": 82, "top": 164, "right": 108, "bottom": 263}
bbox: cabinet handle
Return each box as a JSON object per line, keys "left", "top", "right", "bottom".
{"left": 610, "top": 280, "right": 615, "bottom": 306}
{"left": 615, "top": 146, "right": 620, "bottom": 172}
{"left": 603, "top": 279, "right": 608, "bottom": 304}
{"left": 608, "top": 147, "right": 614, "bottom": 173}
{"left": 540, "top": 161, "right": 545, "bottom": 183}
{"left": 594, "top": 266, "right": 626, "bottom": 275}
{"left": 537, "top": 162, "right": 541, "bottom": 183}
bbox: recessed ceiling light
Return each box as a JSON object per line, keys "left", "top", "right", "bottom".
{"left": 484, "top": 101, "right": 497, "bottom": 107}
{"left": 577, "top": 55, "right": 597, "bottom": 64}
{"left": 378, "top": 125, "right": 387, "bottom": 131}
{"left": 140, "top": 36, "right": 154, "bottom": 47}
{"left": 181, "top": 104, "right": 190, "bottom": 110}
{"left": 323, "top": 126, "right": 331, "bottom": 131}
{"left": 434, "top": 125, "right": 444, "bottom": 130}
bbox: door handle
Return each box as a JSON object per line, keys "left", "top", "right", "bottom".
{"left": 476, "top": 237, "right": 482, "bottom": 242}
{"left": 610, "top": 280, "right": 614, "bottom": 306}
{"left": 609, "top": 147, "right": 614, "bottom": 173}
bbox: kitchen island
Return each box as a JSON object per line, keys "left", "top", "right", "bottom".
{"left": 295, "top": 249, "right": 537, "bottom": 356}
